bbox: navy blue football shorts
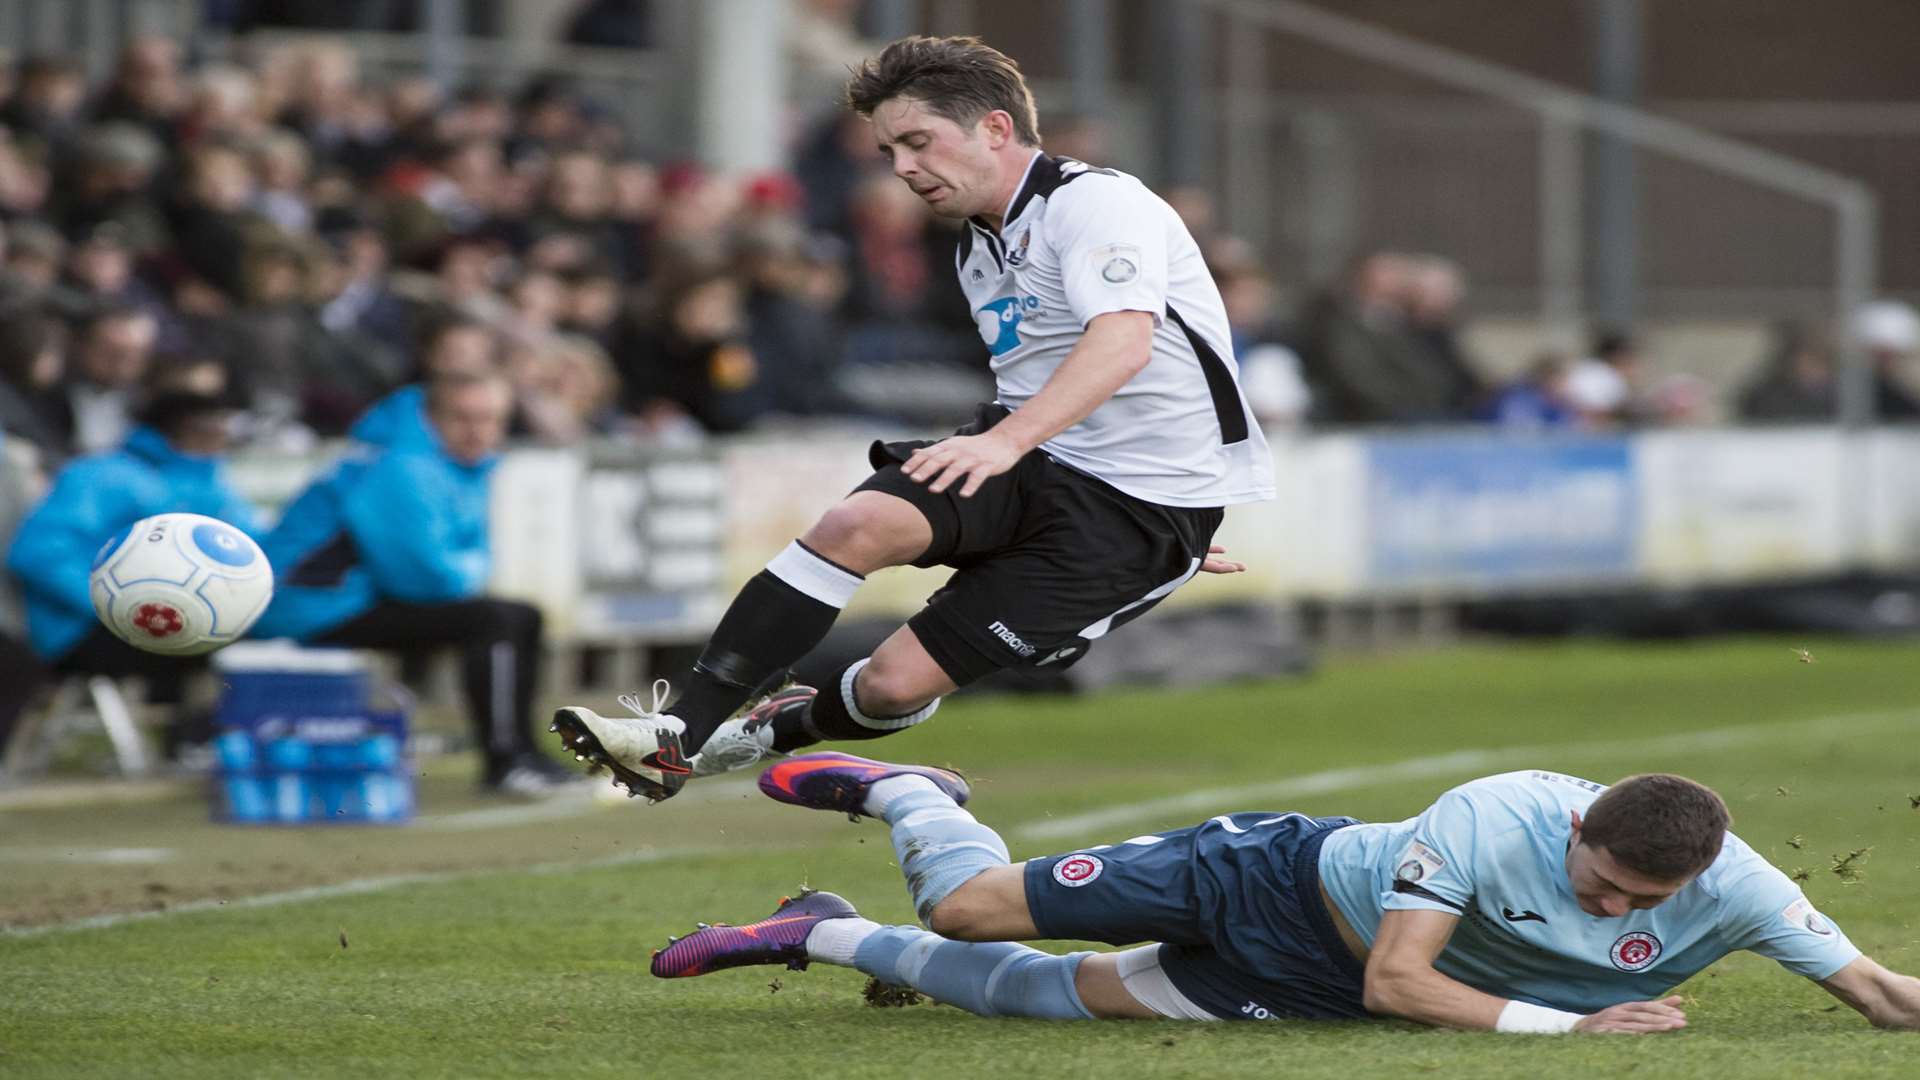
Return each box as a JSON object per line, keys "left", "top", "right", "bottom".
{"left": 1023, "top": 812, "right": 1370, "bottom": 1021}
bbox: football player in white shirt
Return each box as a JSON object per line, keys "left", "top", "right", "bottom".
{"left": 553, "top": 36, "right": 1272, "bottom": 802}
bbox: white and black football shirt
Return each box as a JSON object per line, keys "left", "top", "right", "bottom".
{"left": 955, "top": 152, "right": 1275, "bottom": 508}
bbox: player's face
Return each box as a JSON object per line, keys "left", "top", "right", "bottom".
{"left": 1566, "top": 842, "right": 1690, "bottom": 918}
{"left": 870, "top": 97, "right": 1002, "bottom": 219}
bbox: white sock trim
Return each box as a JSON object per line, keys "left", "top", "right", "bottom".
{"left": 843, "top": 658, "right": 941, "bottom": 732}
{"left": 766, "top": 541, "right": 864, "bottom": 608}
{"left": 864, "top": 774, "right": 942, "bottom": 818}
{"left": 804, "top": 916, "right": 881, "bottom": 967}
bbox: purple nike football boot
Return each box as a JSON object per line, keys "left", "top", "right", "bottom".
{"left": 757, "top": 752, "right": 971, "bottom": 819}
{"left": 649, "top": 890, "right": 860, "bottom": 978}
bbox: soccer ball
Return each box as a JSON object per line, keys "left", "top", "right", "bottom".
{"left": 89, "top": 513, "right": 274, "bottom": 656}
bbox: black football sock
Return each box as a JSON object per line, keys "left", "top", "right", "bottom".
{"left": 770, "top": 657, "right": 941, "bottom": 751}
{"left": 670, "top": 541, "right": 863, "bottom": 752}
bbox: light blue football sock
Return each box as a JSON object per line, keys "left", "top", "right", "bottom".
{"left": 879, "top": 783, "right": 1010, "bottom": 923}
{"left": 852, "top": 925, "right": 1094, "bottom": 1020}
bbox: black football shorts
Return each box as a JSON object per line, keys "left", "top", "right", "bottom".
{"left": 855, "top": 404, "right": 1223, "bottom": 686}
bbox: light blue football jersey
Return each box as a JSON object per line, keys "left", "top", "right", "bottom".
{"left": 1317, "top": 770, "right": 1860, "bottom": 1012}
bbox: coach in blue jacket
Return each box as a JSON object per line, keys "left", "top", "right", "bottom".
{"left": 255, "top": 369, "right": 567, "bottom": 796}
{"left": 1, "top": 390, "right": 258, "bottom": 752}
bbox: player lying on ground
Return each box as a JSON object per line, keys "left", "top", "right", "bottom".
{"left": 650, "top": 758, "right": 1920, "bottom": 1030}
{"left": 549, "top": 34, "right": 1270, "bottom": 801}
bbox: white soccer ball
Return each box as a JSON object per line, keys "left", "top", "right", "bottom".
{"left": 89, "top": 512, "right": 274, "bottom": 656}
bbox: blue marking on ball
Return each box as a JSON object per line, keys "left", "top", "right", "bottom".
{"left": 91, "top": 523, "right": 134, "bottom": 570}
{"left": 192, "top": 522, "right": 256, "bottom": 567}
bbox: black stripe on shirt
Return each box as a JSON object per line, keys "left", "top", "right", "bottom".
{"left": 1165, "top": 305, "right": 1251, "bottom": 446}
{"left": 1392, "top": 879, "right": 1468, "bottom": 913}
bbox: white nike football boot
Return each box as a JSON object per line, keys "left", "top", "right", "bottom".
{"left": 549, "top": 680, "right": 690, "bottom": 802}
{"left": 686, "top": 685, "right": 819, "bottom": 777}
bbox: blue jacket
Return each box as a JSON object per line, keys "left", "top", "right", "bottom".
{"left": 253, "top": 393, "right": 494, "bottom": 641}
{"left": 348, "top": 384, "right": 436, "bottom": 451}
{"left": 5, "top": 427, "right": 261, "bottom": 660}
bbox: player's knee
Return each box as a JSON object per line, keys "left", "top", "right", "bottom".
{"left": 853, "top": 657, "right": 939, "bottom": 718}
{"left": 926, "top": 889, "right": 990, "bottom": 940}
{"left": 801, "top": 500, "right": 918, "bottom": 573}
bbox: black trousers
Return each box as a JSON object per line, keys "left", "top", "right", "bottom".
{"left": 0, "top": 627, "right": 208, "bottom": 755}
{"left": 315, "top": 599, "right": 543, "bottom": 777}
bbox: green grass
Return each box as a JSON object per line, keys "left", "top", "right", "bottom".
{"left": 4, "top": 636, "right": 1920, "bottom": 1077}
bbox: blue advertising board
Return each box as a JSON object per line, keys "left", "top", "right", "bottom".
{"left": 1366, "top": 435, "right": 1637, "bottom": 588}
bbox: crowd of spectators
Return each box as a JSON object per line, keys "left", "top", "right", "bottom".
{"left": 0, "top": 28, "right": 998, "bottom": 510}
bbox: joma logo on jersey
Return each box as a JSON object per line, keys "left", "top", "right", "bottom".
{"left": 975, "top": 295, "right": 1043, "bottom": 357}
{"left": 987, "top": 620, "right": 1038, "bottom": 656}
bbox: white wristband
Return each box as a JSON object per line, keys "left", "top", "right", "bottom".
{"left": 1495, "top": 1000, "right": 1583, "bottom": 1034}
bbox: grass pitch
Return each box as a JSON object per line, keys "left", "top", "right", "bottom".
{"left": 4, "top": 637, "right": 1920, "bottom": 1077}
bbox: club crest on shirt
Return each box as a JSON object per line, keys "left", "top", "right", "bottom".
{"left": 1394, "top": 841, "right": 1446, "bottom": 884}
{"left": 1053, "top": 854, "right": 1104, "bottom": 887}
{"left": 1007, "top": 229, "right": 1031, "bottom": 267}
{"left": 1088, "top": 242, "right": 1141, "bottom": 285}
{"left": 1610, "top": 931, "right": 1663, "bottom": 971}
{"left": 1782, "top": 897, "right": 1836, "bottom": 937}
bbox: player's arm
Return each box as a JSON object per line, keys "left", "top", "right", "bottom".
{"left": 904, "top": 309, "right": 1153, "bottom": 498}
{"left": 1819, "top": 956, "right": 1920, "bottom": 1030}
{"left": 1366, "top": 909, "right": 1688, "bottom": 1034}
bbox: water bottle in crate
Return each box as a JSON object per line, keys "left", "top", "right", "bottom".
{"left": 212, "top": 642, "right": 414, "bottom": 825}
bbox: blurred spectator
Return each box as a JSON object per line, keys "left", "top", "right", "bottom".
{"left": 1738, "top": 321, "right": 1837, "bottom": 423}
{"left": 1480, "top": 352, "right": 1578, "bottom": 431}
{"left": 52, "top": 123, "right": 168, "bottom": 256}
{"left": 179, "top": 64, "right": 265, "bottom": 145}
{"left": 250, "top": 127, "right": 315, "bottom": 234}
{"left": 558, "top": 259, "right": 625, "bottom": 346}
{"left": 167, "top": 141, "right": 267, "bottom": 305}
{"left": 508, "top": 333, "right": 620, "bottom": 444}
{"left": 2, "top": 388, "right": 257, "bottom": 759}
{"left": 3, "top": 55, "right": 88, "bottom": 154}
{"left": 528, "top": 149, "right": 629, "bottom": 275}
{"left": 614, "top": 265, "right": 762, "bottom": 434}
{"left": 5, "top": 221, "right": 67, "bottom": 292}
{"left": 253, "top": 370, "right": 575, "bottom": 797}
{"left": 60, "top": 305, "right": 158, "bottom": 454}
{"left": 1402, "top": 255, "right": 1486, "bottom": 416}
{"left": 1846, "top": 300, "right": 1920, "bottom": 421}
{"left": 794, "top": 111, "right": 878, "bottom": 239}
{"left": 736, "top": 217, "right": 845, "bottom": 418}
{"left": 1044, "top": 112, "right": 1110, "bottom": 167}
{"left": 382, "top": 137, "right": 501, "bottom": 262}
{"left": 1564, "top": 331, "right": 1654, "bottom": 428}
{"left": 91, "top": 38, "right": 186, "bottom": 145}
{"left": 0, "top": 130, "right": 53, "bottom": 221}
{"left": 1217, "top": 259, "right": 1309, "bottom": 427}
{"left": 1297, "top": 252, "right": 1455, "bottom": 424}
{"left": 0, "top": 306, "right": 70, "bottom": 467}
{"left": 841, "top": 173, "right": 970, "bottom": 354}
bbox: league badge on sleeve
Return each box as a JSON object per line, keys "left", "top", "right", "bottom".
{"left": 1394, "top": 841, "right": 1446, "bottom": 884}
{"left": 1782, "top": 897, "right": 1836, "bottom": 936}
{"left": 1088, "top": 242, "right": 1142, "bottom": 286}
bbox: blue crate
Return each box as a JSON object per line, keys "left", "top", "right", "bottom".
{"left": 211, "top": 645, "right": 413, "bottom": 825}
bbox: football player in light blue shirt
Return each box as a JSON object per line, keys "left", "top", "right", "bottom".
{"left": 1319, "top": 770, "right": 1914, "bottom": 1032}
{"left": 646, "top": 759, "right": 1920, "bottom": 1033}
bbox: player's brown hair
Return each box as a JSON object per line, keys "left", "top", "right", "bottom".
{"left": 1579, "top": 773, "right": 1731, "bottom": 881}
{"left": 843, "top": 36, "right": 1041, "bottom": 147}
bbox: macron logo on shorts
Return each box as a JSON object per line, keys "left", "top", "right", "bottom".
{"left": 987, "top": 620, "right": 1038, "bottom": 657}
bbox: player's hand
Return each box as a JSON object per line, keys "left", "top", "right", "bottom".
{"left": 904, "top": 430, "right": 1025, "bottom": 498}
{"left": 1199, "top": 544, "right": 1245, "bottom": 574}
{"left": 1571, "top": 996, "right": 1688, "bottom": 1034}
